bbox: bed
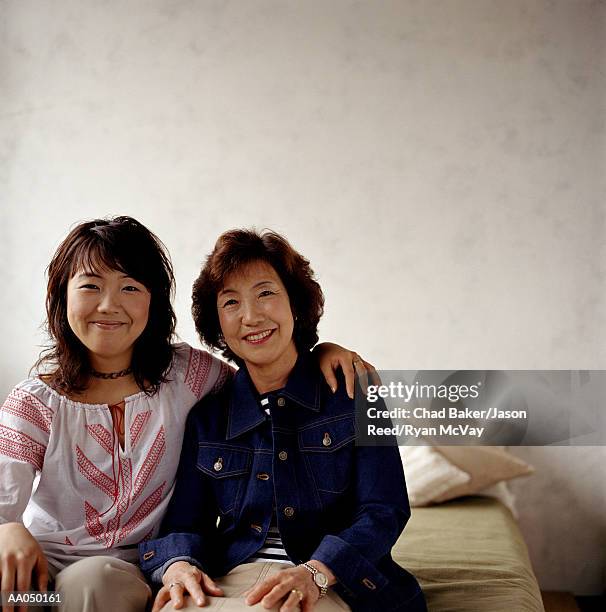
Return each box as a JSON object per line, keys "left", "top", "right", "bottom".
{"left": 392, "top": 496, "right": 544, "bottom": 612}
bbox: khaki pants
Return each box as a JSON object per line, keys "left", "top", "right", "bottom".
{"left": 160, "top": 563, "right": 350, "bottom": 611}
{"left": 42, "top": 558, "right": 349, "bottom": 612}
{"left": 47, "top": 556, "right": 151, "bottom": 612}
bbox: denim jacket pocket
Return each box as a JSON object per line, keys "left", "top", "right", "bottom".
{"left": 197, "top": 443, "right": 252, "bottom": 515}
{"left": 299, "top": 415, "right": 356, "bottom": 494}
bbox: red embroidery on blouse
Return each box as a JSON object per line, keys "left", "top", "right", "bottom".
{"left": 129, "top": 411, "right": 151, "bottom": 449}
{"left": 132, "top": 427, "right": 165, "bottom": 502}
{"left": 0, "top": 424, "right": 45, "bottom": 470}
{"left": 76, "top": 445, "right": 115, "bottom": 499}
{"left": 1, "top": 389, "right": 54, "bottom": 435}
{"left": 86, "top": 424, "right": 114, "bottom": 455}
{"left": 80, "top": 426, "right": 167, "bottom": 548}
{"left": 84, "top": 501, "right": 106, "bottom": 544}
{"left": 214, "top": 361, "right": 230, "bottom": 392}
{"left": 118, "top": 482, "right": 165, "bottom": 543}
{"left": 140, "top": 528, "right": 155, "bottom": 542}
{"left": 83, "top": 458, "right": 133, "bottom": 548}
{"left": 103, "top": 457, "right": 133, "bottom": 548}
{"left": 117, "top": 457, "right": 132, "bottom": 517}
{"left": 184, "top": 348, "right": 212, "bottom": 399}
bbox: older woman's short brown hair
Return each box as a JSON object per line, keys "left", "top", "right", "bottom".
{"left": 192, "top": 229, "right": 324, "bottom": 363}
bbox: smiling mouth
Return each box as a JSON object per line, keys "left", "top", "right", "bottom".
{"left": 91, "top": 321, "right": 125, "bottom": 330}
{"left": 243, "top": 329, "right": 275, "bottom": 344}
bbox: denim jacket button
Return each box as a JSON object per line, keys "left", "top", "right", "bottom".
{"left": 283, "top": 506, "right": 295, "bottom": 518}
{"left": 278, "top": 451, "right": 288, "bottom": 461}
{"left": 277, "top": 397, "right": 286, "bottom": 407}
{"left": 323, "top": 433, "right": 332, "bottom": 447}
{"left": 213, "top": 458, "right": 223, "bottom": 472}
{"left": 250, "top": 523, "right": 263, "bottom": 533}
{"left": 257, "top": 473, "right": 270, "bottom": 480}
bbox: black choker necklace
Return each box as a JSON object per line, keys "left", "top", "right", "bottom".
{"left": 90, "top": 367, "right": 133, "bottom": 380}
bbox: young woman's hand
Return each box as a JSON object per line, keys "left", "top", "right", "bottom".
{"left": 0, "top": 522, "right": 48, "bottom": 612}
{"left": 313, "top": 342, "right": 376, "bottom": 399}
{"left": 152, "top": 561, "right": 224, "bottom": 611}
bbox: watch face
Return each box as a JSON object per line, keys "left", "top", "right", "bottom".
{"left": 314, "top": 572, "right": 329, "bottom": 588}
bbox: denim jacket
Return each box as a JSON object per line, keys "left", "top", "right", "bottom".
{"left": 139, "top": 355, "right": 425, "bottom": 612}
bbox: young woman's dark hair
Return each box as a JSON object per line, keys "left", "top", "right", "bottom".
{"left": 192, "top": 229, "right": 324, "bottom": 363}
{"left": 34, "top": 216, "right": 176, "bottom": 395}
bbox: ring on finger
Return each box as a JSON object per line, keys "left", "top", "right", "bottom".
{"left": 291, "top": 588, "right": 304, "bottom": 601}
{"left": 169, "top": 581, "right": 184, "bottom": 589}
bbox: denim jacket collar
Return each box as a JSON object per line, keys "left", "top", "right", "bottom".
{"left": 226, "top": 354, "right": 322, "bottom": 440}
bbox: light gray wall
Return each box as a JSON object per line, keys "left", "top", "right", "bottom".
{"left": 1, "top": 0, "right": 604, "bottom": 595}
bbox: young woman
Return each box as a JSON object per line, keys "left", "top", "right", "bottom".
{"left": 0, "top": 217, "right": 367, "bottom": 612}
{"left": 141, "top": 229, "right": 425, "bottom": 612}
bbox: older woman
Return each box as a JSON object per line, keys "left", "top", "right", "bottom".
{"left": 140, "top": 230, "right": 425, "bottom": 612}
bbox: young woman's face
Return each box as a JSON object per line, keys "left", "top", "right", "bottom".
{"left": 217, "top": 260, "right": 297, "bottom": 371}
{"left": 66, "top": 267, "right": 151, "bottom": 368}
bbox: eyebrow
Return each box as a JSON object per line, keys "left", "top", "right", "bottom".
{"left": 218, "top": 280, "right": 276, "bottom": 296}
{"left": 75, "top": 272, "right": 134, "bottom": 280}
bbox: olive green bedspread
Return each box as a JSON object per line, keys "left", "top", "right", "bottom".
{"left": 392, "top": 497, "right": 544, "bottom": 612}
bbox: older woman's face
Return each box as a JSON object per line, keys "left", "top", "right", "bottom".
{"left": 217, "top": 260, "right": 296, "bottom": 370}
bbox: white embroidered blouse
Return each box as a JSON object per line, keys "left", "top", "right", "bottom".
{"left": 0, "top": 343, "right": 230, "bottom": 571}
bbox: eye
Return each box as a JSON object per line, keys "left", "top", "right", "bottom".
{"left": 221, "top": 298, "right": 238, "bottom": 308}
{"left": 79, "top": 283, "right": 99, "bottom": 290}
{"left": 122, "top": 285, "right": 141, "bottom": 292}
{"left": 259, "top": 290, "right": 276, "bottom": 298}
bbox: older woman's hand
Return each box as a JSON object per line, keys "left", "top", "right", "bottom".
{"left": 152, "top": 561, "right": 224, "bottom": 611}
{"left": 313, "top": 342, "right": 376, "bottom": 399}
{"left": 245, "top": 565, "right": 320, "bottom": 611}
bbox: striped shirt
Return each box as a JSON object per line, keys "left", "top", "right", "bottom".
{"left": 247, "top": 396, "right": 291, "bottom": 564}
{"left": 247, "top": 517, "right": 291, "bottom": 564}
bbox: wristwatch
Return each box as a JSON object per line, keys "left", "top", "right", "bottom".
{"left": 301, "top": 562, "right": 328, "bottom": 598}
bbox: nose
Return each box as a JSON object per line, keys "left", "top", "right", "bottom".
{"left": 241, "top": 299, "right": 263, "bottom": 326}
{"left": 97, "top": 288, "right": 121, "bottom": 313}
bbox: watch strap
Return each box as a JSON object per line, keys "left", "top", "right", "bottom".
{"left": 301, "top": 562, "right": 328, "bottom": 598}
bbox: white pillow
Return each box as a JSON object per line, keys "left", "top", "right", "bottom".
{"left": 400, "top": 445, "right": 532, "bottom": 511}
{"left": 400, "top": 446, "right": 470, "bottom": 506}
